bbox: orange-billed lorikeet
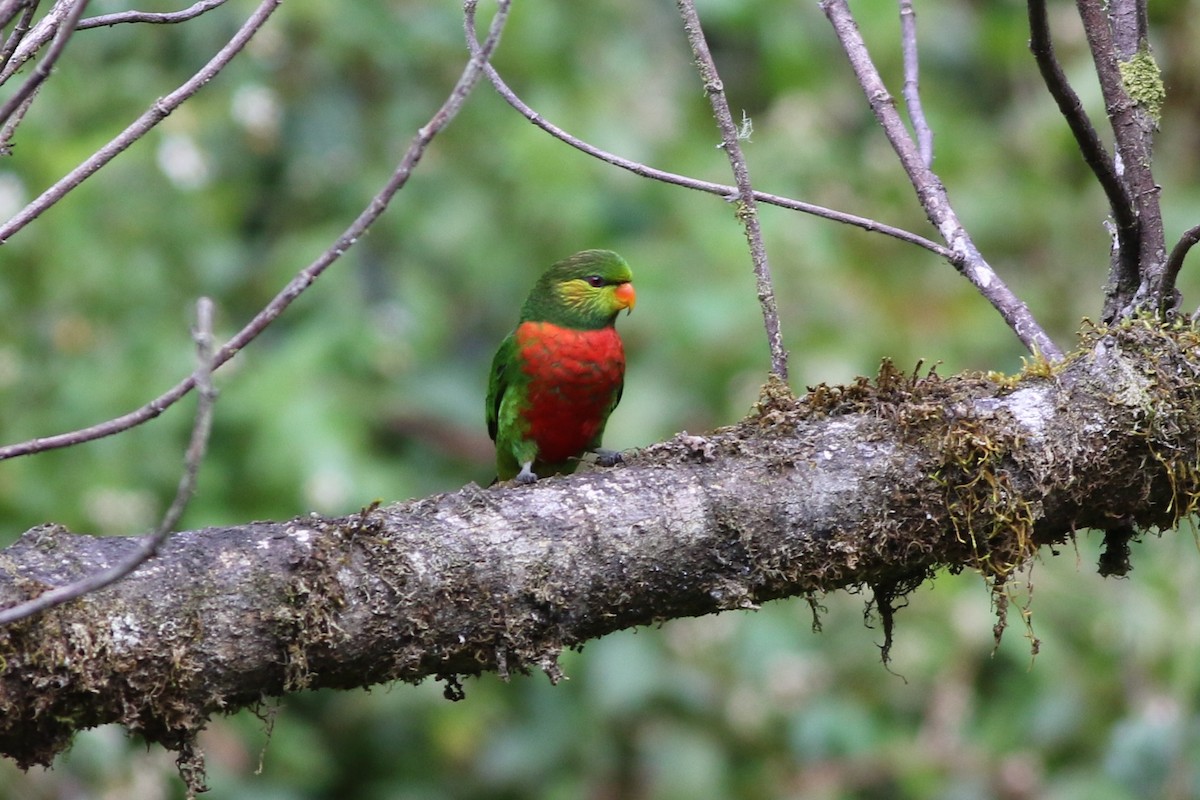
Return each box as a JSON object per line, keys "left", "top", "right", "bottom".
{"left": 487, "top": 250, "right": 636, "bottom": 484}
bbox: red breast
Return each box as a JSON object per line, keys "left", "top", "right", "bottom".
{"left": 514, "top": 321, "right": 625, "bottom": 463}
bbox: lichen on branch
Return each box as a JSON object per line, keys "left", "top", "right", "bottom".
{"left": 1118, "top": 47, "right": 1166, "bottom": 124}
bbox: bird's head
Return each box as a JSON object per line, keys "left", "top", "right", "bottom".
{"left": 523, "top": 250, "right": 636, "bottom": 329}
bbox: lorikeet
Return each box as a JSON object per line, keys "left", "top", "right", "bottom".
{"left": 487, "top": 250, "right": 636, "bottom": 484}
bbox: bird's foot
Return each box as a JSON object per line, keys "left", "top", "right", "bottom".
{"left": 515, "top": 463, "right": 539, "bottom": 484}
{"left": 593, "top": 448, "right": 623, "bottom": 468}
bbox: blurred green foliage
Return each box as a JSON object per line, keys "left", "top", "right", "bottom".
{"left": 3, "top": 0, "right": 1200, "bottom": 797}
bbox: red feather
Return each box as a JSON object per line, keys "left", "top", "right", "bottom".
{"left": 514, "top": 321, "right": 625, "bottom": 464}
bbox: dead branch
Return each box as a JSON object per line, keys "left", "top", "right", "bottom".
{"left": 0, "top": 0, "right": 87, "bottom": 131}
{"left": 1027, "top": 0, "right": 1137, "bottom": 292}
{"left": 897, "top": 0, "right": 932, "bottom": 166}
{"left": 78, "top": 0, "right": 228, "bottom": 29}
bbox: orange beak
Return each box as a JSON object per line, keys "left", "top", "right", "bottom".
{"left": 614, "top": 281, "right": 636, "bottom": 313}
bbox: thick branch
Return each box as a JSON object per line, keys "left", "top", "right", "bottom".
{"left": 3, "top": 322, "right": 1199, "bottom": 768}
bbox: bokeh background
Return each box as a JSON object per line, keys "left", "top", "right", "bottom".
{"left": 3, "top": 0, "right": 1200, "bottom": 797}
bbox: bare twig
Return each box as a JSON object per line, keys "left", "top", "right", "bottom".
{"left": 476, "top": 60, "right": 952, "bottom": 260}
{"left": 0, "top": 0, "right": 278, "bottom": 237}
{"left": 897, "top": 0, "right": 932, "bottom": 167}
{"left": 78, "top": 0, "right": 226, "bottom": 29}
{"left": 0, "top": 0, "right": 33, "bottom": 30}
{"left": 1, "top": 0, "right": 71, "bottom": 82}
{"left": 1076, "top": 0, "right": 1166, "bottom": 317}
{"left": 0, "top": 0, "right": 88, "bottom": 130}
{"left": 0, "top": 0, "right": 512, "bottom": 463}
{"left": 0, "top": 91, "right": 34, "bottom": 155}
{"left": 0, "top": 1, "right": 39, "bottom": 77}
{"left": 0, "top": 298, "right": 219, "bottom": 626}
{"left": 1027, "top": 0, "right": 1138, "bottom": 295}
{"left": 1163, "top": 224, "right": 1200, "bottom": 315}
{"left": 821, "top": 0, "right": 1063, "bottom": 361}
{"left": 0, "top": 0, "right": 280, "bottom": 242}
{"left": 156, "top": 297, "right": 217, "bottom": 536}
{"left": 675, "top": 0, "right": 788, "bottom": 380}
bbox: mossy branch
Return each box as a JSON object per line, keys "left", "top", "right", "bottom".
{"left": 3, "top": 322, "right": 1200, "bottom": 782}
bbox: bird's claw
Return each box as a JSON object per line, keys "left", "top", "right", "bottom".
{"left": 515, "top": 464, "right": 538, "bottom": 484}
{"left": 593, "top": 448, "right": 623, "bottom": 468}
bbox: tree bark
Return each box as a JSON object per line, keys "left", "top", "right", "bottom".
{"left": 1, "top": 322, "right": 1198, "bottom": 772}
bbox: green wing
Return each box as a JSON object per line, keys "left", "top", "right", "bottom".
{"left": 585, "top": 366, "right": 625, "bottom": 453}
{"left": 486, "top": 331, "right": 516, "bottom": 443}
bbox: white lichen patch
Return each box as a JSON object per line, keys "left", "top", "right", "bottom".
{"left": 109, "top": 613, "right": 143, "bottom": 652}
{"left": 289, "top": 528, "right": 315, "bottom": 546}
{"left": 1001, "top": 387, "right": 1054, "bottom": 440}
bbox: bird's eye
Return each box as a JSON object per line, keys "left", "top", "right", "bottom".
{"left": 583, "top": 275, "right": 605, "bottom": 288}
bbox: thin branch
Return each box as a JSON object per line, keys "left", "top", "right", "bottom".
{"left": 0, "top": 0, "right": 88, "bottom": 130}
{"left": 78, "top": 0, "right": 226, "bottom": 29}
{"left": 0, "top": 1, "right": 39, "bottom": 77}
{"left": 156, "top": 297, "right": 217, "bottom": 537}
{"left": 476, "top": 61, "right": 952, "bottom": 260}
{"left": 897, "top": 0, "right": 932, "bottom": 167}
{"left": 0, "top": 0, "right": 69, "bottom": 82}
{"left": 1162, "top": 223, "right": 1200, "bottom": 314}
{"left": 0, "top": 298, "right": 218, "bottom": 626}
{"left": 0, "top": 0, "right": 279, "bottom": 242}
{"left": 0, "top": 89, "right": 35, "bottom": 155}
{"left": 675, "top": 0, "right": 788, "bottom": 381}
{"left": 1027, "top": 0, "right": 1136, "bottom": 278}
{"left": 820, "top": 0, "right": 1063, "bottom": 361}
{"left": 0, "top": 0, "right": 512, "bottom": 463}
{"left": 0, "top": 0, "right": 32, "bottom": 30}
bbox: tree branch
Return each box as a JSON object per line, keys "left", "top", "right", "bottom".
{"left": 897, "top": 0, "right": 932, "bottom": 167}
{"left": 820, "top": 0, "right": 1063, "bottom": 361}
{"left": 0, "top": 298, "right": 218, "bottom": 626}
{"left": 0, "top": 2, "right": 39, "bottom": 79}
{"left": 2, "top": 321, "right": 1198, "bottom": 773}
{"left": 1027, "top": 0, "right": 1139, "bottom": 297}
{"left": 1163, "top": 223, "right": 1200, "bottom": 316}
{"left": 675, "top": 0, "right": 788, "bottom": 381}
{"left": 0, "top": 0, "right": 74, "bottom": 81}
{"left": 0, "top": 0, "right": 280, "bottom": 241}
{"left": 78, "top": 0, "right": 227, "bottom": 29}
{"left": 1076, "top": 0, "right": 1167, "bottom": 317}
{"left": 475, "top": 59, "right": 952, "bottom": 260}
{"left": 0, "top": 0, "right": 87, "bottom": 131}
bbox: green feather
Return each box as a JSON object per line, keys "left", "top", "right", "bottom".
{"left": 519, "top": 249, "right": 634, "bottom": 329}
